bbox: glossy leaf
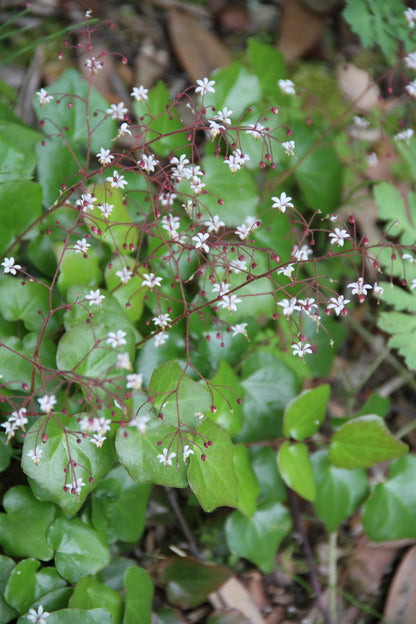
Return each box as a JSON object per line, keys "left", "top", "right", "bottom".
{"left": 328, "top": 415, "right": 408, "bottom": 469}
{"left": 225, "top": 499, "right": 292, "bottom": 573}
{"left": 105, "top": 257, "right": 147, "bottom": 323}
{"left": 208, "top": 360, "right": 244, "bottom": 436}
{"left": 161, "top": 558, "right": 230, "bottom": 609}
{"left": 0, "top": 556, "right": 17, "bottom": 623}
{"left": 123, "top": 566, "right": 153, "bottom": 624}
{"left": 0, "top": 278, "right": 51, "bottom": 332}
{"left": 363, "top": 455, "right": 416, "bottom": 541}
{"left": 278, "top": 441, "right": 316, "bottom": 502}
{"left": 187, "top": 420, "right": 238, "bottom": 512}
{"left": 22, "top": 414, "right": 115, "bottom": 515}
{"left": 63, "top": 286, "right": 137, "bottom": 333}
{"left": 47, "top": 516, "right": 110, "bottom": 583}
{"left": 0, "top": 180, "right": 42, "bottom": 256}
{"left": 70, "top": 577, "right": 123, "bottom": 624}
{"left": 54, "top": 242, "right": 101, "bottom": 297}
{"left": 5, "top": 559, "right": 67, "bottom": 615}
{"left": 233, "top": 444, "right": 260, "bottom": 517}
{"left": 247, "top": 38, "right": 285, "bottom": 97}
{"left": 312, "top": 450, "right": 369, "bottom": 533}
{"left": 203, "top": 61, "right": 261, "bottom": 118}
{"left": 249, "top": 446, "right": 287, "bottom": 504}
{"left": 0, "top": 486, "right": 56, "bottom": 560}
{"left": 283, "top": 384, "right": 330, "bottom": 441}
{"left": 19, "top": 609, "right": 113, "bottom": 624}
{"left": 0, "top": 433, "right": 13, "bottom": 472}
{"left": 88, "top": 184, "right": 139, "bottom": 253}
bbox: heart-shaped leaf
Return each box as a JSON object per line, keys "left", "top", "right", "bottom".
{"left": 283, "top": 384, "right": 330, "bottom": 441}
{"left": 278, "top": 441, "right": 316, "bottom": 502}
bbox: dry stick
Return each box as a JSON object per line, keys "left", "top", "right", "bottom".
{"left": 288, "top": 488, "right": 333, "bottom": 624}
{"left": 165, "top": 487, "right": 201, "bottom": 560}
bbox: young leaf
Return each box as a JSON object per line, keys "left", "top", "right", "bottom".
{"left": 277, "top": 441, "right": 316, "bottom": 502}
{"left": 123, "top": 567, "right": 154, "bottom": 624}
{"left": 69, "top": 577, "right": 123, "bottom": 624}
{"left": 328, "top": 415, "right": 408, "bottom": 469}
{"left": 225, "top": 499, "right": 292, "bottom": 573}
{"left": 161, "top": 558, "right": 230, "bottom": 609}
{"left": 283, "top": 384, "right": 330, "bottom": 441}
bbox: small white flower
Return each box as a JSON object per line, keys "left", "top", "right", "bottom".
{"left": 292, "top": 341, "right": 313, "bottom": 358}
{"left": 233, "top": 149, "right": 250, "bottom": 166}
{"left": 278, "top": 79, "right": 295, "bottom": 95}
{"left": 27, "top": 604, "right": 50, "bottom": 624}
{"left": 116, "top": 267, "right": 133, "bottom": 284}
{"left": 394, "top": 128, "right": 414, "bottom": 141}
{"left": 278, "top": 297, "right": 300, "bottom": 317}
{"left": 292, "top": 244, "right": 312, "bottom": 262}
{"left": 235, "top": 224, "right": 251, "bottom": 240}
{"left": 231, "top": 323, "right": 249, "bottom": 340}
{"left": 1, "top": 257, "right": 21, "bottom": 275}
{"left": 36, "top": 89, "right": 53, "bottom": 106}
{"left": 37, "top": 394, "right": 57, "bottom": 414}
{"left": 154, "top": 332, "right": 168, "bottom": 347}
{"left": 157, "top": 448, "right": 176, "bottom": 466}
{"left": 403, "top": 253, "right": 415, "bottom": 264}
{"left": 218, "top": 294, "right": 242, "bottom": 312}
{"left": 74, "top": 238, "right": 90, "bottom": 254}
{"left": 367, "top": 152, "right": 378, "bottom": 167}
{"left": 85, "top": 9, "right": 92, "bottom": 17}
{"left": 329, "top": 228, "right": 350, "bottom": 247}
{"left": 245, "top": 122, "right": 265, "bottom": 140}
{"left": 373, "top": 283, "right": 384, "bottom": 297}
{"left": 404, "top": 52, "right": 416, "bottom": 69}
{"left": 223, "top": 154, "right": 241, "bottom": 174}
{"left": 142, "top": 273, "right": 163, "bottom": 289}
{"left": 204, "top": 215, "right": 225, "bottom": 233}
{"left": 410, "top": 278, "right": 416, "bottom": 290}
{"left": 277, "top": 264, "right": 295, "bottom": 278}
{"left": 229, "top": 258, "right": 247, "bottom": 274}
{"left": 153, "top": 314, "right": 171, "bottom": 330}
{"left": 98, "top": 202, "right": 113, "bottom": 218}
{"left": 326, "top": 295, "right": 350, "bottom": 316}
{"left": 190, "top": 178, "right": 205, "bottom": 195}
{"left": 85, "top": 56, "right": 103, "bottom": 74}
{"left": 85, "top": 289, "right": 105, "bottom": 306}
{"left": 139, "top": 153, "right": 159, "bottom": 174}
{"left": 96, "top": 148, "right": 114, "bottom": 166}
{"left": 90, "top": 433, "right": 106, "bottom": 448}
{"left": 106, "top": 170, "right": 128, "bottom": 189}
{"left": 159, "top": 192, "right": 177, "bottom": 207}
{"left": 27, "top": 448, "right": 43, "bottom": 466}
{"left": 116, "top": 123, "right": 131, "bottom": 138}
{"left": 282, "top": 140, "right": 295, "bottom": 156}
{"left": 207, "top": 120, "right": 224, "bottom": 140}
{"left": 353, "top": 115, "right": 370, "bottom": 128}
{"left": 182, "top": 444, "right": 194, "bottom": 462}
{"left": 212, "top": 282, "right": 230, "bottom": 297}
{"left": 195, "top": 78, "right": 216, "bottom": 96}
{"left": 347, "top": 277, "right": 372, "bottom": 301}
{"left": 75, "top": 478, "right": 86, "bottom": 493}
{"left": 106, "top": 102, "right": 128, "bottom": 120}
{"left": 116, "top": 352, "right": 132, "bottom": 370}
{"left": 92, "top": 417, "right": 111, "bottom": 435}
{"left": 79, "top": 416, "right": 94, "bottom": 433}
{"left": 272, "top": 192, "right": 294, "bottom": 213}
{"left": 192, "top": 232, "right": 210, "bottom": 253}
{"left": 106, "top": 330, "right": 127, "bottom": 348}
{"left": 405, "top": 8, "right": 416, "bottom": 28}
{"left": 405, "top": 79, "right": 416, "bottom": 98}
{"left": 129, "top": 413, "right": 151, "bottom": 434}
{"left": 131, "top": 85, "right": 148, "bottom": 102}
{"left": 1, "top": 420, "right": 18, "bottom": 440}
{"left": 11, "top": 408, "right": 28, "bottom": 427}
{"left": 126, "top": 373, "right": 143, "bottom": 390}
{"left": 75, "top": 192, "right": 97, "bottom": 212}
{"left": 215, "top": 107, "right": 233, "bottom": 126}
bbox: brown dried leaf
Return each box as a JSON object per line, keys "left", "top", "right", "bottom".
{"left": 277, "top": 0, "right": 326, "bottom": 63}
{"left": 210, "top": 577, "right": 266, "bottom": 624}
{"left": 337, "top": 63, "right": 380, "bottom": 112}
{"left": 384, "top": 545, "right": 416, "bottom": 623}
{"left": 168, "top": 9, "right": 231, "bottom": 83}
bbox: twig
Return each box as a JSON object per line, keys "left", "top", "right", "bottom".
{"left": 288, "top": 489, "right": 333, "bottom": 624}
{"left": 328, "top": 532, "right": 338, "bottom": 624}
{"left": 165, "top": 487, "right": 201, "bottom": 560}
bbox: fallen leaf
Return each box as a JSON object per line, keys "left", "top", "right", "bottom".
{"left": 277, "top": 0, "right": 327, "bottom": 63}
{"left": 337, "top": 63, "right": 380, "bottom": 112}
{"left": 384, "top": 545, "right": 416, "bottom": 623}
{"left": 210, "top": 577, "right": 266, "bottom": 624}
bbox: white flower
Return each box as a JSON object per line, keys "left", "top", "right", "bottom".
{"left": 192, "top": 232, "right": 210, "bottom": 253}
{"left": 233, "top": 149, "right": 250, "bottom": 166}
{"left": 36, "top": 89, "right": 53, "bottom": 106}
{"left": 278, "top": 79, "right": 295, "bottom": 95}
{"left": 329, "top": 228, "right": 350, "bottom": 247}
{"left": 204, "top": 215, "right": 225, "bottom": 233}
{"left": 75, "top": 478, "right": 86, "bottom": 493}
{"left": 190, "top": 178, "right": 205, "bottom": 195}
{"left": 347, "top": 277, "right": 372, "bottom": 301}
{"left": 404, "top": 52, "right": 416, "bottom": 69}
{"left": 246, "top": 122, "right": 265, "bottom": 140}
{"left": 207, "top": 120, "right": 224, "bottom": 140}
{"left": 277, "top": 264, "right": 295, "bottom": 278}
{"left": 116, "top": 352, "right": 132, "bottom": 370}
{"left": 106, "top": 102, "right": 128, "bottom": 120}
{"left": 212, "top": 282, "right": 230, "bottom": 297}
{"left": 27, "top": 448, "right": 43, "bottom": 466}
{"left": 353, "top": 115, "right": 370, "bottom": 128}
{"left": 116, "top": 267, "right": 133, "bottom": 284}
{"left": 298, "top": 298, "right": 318, "bottom": 314}
{"left": 215, "top": 107, "right": 233, "bottom": 125}
{"left": 1, "top": 257, "right": 21, "bottom": 275}
{"left": 182, "top": 445, "right": 194, "bottom": 462}
{"left": 230, "top": 258, "right": 247, "bottom": 273}
{"left": 1, "top": 420, "right": 18, "bottom": 440}
{"left": 96, "top": 148, "right": 114, "bottom": 166}
{"left": 142, "top": 273, "right": 163, "bottom": 289}
{"left": 106, "top": 170, "right": 128, "bottom": 189}
{"left": 98, "top": 202, "right": 113, "bottom": 218}
{"left": 326, "top": 295, "right": 350, "bottom": 316}
{"left": 282, "top": 140, "right": 295, "bottom": 156}
{"left": 27, "top": 604, "right": 50, "bottom": 624}
{"left": 90, "top": 433, "right": 106, "bottom": 448}
{"left": 37, "top": 394, "right": 56, "bottom": 414}
{"left": 292, "top": 244, "right": 312, "bottom": 262}
{"left": 153, "top": 314, "right": 171, "bottom": 330}
{"left": 223, "top": 154, "right": 241, "bottom": 174}
{"left": 85, "top": 56, "right": 103, "bottom": 74}
{"left": 367, "top": 152, "right": 378, "bottom": 167}
{"left": 85, "top": 289, "right": 105, "bottom": 306}
{"left": 75, "top": 192, "right": 97, "bottom": 212}
{"left": 126, "top": 373, "right": 143, "bottom": 390}
{"left": 292, "top": 341, "right": 313, "bottom": 358}
{"left": 131, "top": 85, "right": 148, "bottom": 102}
{"left": 161, "top": 214, "right": 181, "bottom": 239}
{"left": 11, "top": 408, "right": 28, "bottom": 427}
{"left": 157, "top": 448, "right": 176, "bottom": 466}
{"left": 394, "top": 129, "right": 414, "bottom": 141}
{"left": 106, "top": 330, "right": 127, "bottom": 348}
{"left": 405, "top": 8, "right": 416, "bottom": 28}
{"left": 154, "top": 332, "right": 168, "bottom": 347}
{"left": 128, "top": 413, "right": 151, "bottom": 434}
{"left": 235, "top": 224, "right": 251, "bottom": 240}
{"left": 410, "top": 278, "right": 416, "bottom": 290}
{"left": 373, "top": 283, "right": 384, "bottom": 297}
{"left": 139, "top": 153, "right": 159, "bottom": 174}
{"left": 79, "top": 416, "right": 94, "bottom": 433}
{"left": 116, "top": 123, "right": 131, "bottom": 138}
{"left": 231, "top": 323, "right": 249, "bottom": 340}
{"left": 403, "top": 253, "right": 415, "bottom": 264}
{"left": 92, "top": 417, "right": 111, "bottom": 435}
{"left": 405, "top": 79, "right": 416, "bottom": 98}
{"left": 159, "top": 192, "right": 177, "bottom": 207}
{"left": 195, "top": 77, "right": 216, "bottom": 95}
{"left": 218, "top": 294, "right": 242, "bottom": 312}
{"left": 278, "top": 297, "right": 300, "bottom": 317}
{"left": 74, "top": 238, "right": 90, "bottom": 254}
{"left": 272, "top": 192, "right": 294, "bottom": 213}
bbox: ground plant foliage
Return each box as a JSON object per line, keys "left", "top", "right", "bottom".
{"left": 0, "top": 1, "right": 416, "bottom": 622}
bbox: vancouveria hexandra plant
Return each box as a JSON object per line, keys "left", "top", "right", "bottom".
{"left": 0, "top": 4, "right": 416, "bottom": 620}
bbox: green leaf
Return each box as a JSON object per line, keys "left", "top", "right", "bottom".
{"left": 187, "top": 420, "right": 238, "bottom": 512}
{"left": 237, "top": 350, "right": 299, "bottom": 442}
{"left": 116, "top": 419, "right": 188, "bottom": 488}
{"left": 100, "top": 558, "right": 138, "bottom": 592}
{"left": 63, "top": 286, "right": 137, "bottom": 333}
{"left": 22, "top": 414, "right": 115, "bottom": 515}
{"left": 312, "top": 450, "right": 369, "bottom": 533}
{"left": 0, "top": 180, "right": 42, "bottom": 255}
{"left": 47, "top": 516, "right": 110, "bottom": 583}
{"left": 283, "top": 384, "right": 330, "bottom": 441}
{"left": 278, "top": 441, "right": 316, "bottom": 502}
{"left": 249, "top": 446, "right": 287, "bottom": 504}
{"left": 70, "top": 577, "right": 123, "bottom": 624}
{"left": 0, "top": 433, "right": 13, "bottom": 472}
{"left": 91, "top": 465, "right": 152, "bottom": 543}
{"left": 204, "top": 61, "right": 261, "bottom": 118}
{"left": 123, "top": 566, "right": 153, "bottom": 624}
{"left": 149, "top": 360, "right": 211, "bottom": 427}
{"left": 0, "top": 333, "right": 56, "bottom": 391}
{"left": 19, "top": 609, "right": 113, "bottom": 624}
{"left": 233, "top": 444, "right": 260, "bottom": 517}
{"left": 5, "top": 559, "right": 67, "bottom": 615}
{"left": 247, "top": 39, "right": 285, "bottom": 97}
{"left": 0, "top": 278, "right": 51, "bottom": 332}
{"left": 0, "top": 556, "right": 17, "bottom": 623}
{"left": 225, "top": 499, "right": 292, "bottom": 573}
{"left": 87, "top": 184, "right": 139, "bottom": 253}
{"left": 105, "top": 257, "right": 147, "bottom": 323}
{"left": 161, "top": 558, "right": 230, "bottom": 609}
{"left": 363, "top": 455, "right": 416, "bottom": 541}
{"left": 54, "top": 242, "right": 101, "bottom": 297}
{"left": 0, "top": 486, "right": 56, "bottom": 560}
{"left": 208, "top": 360, "right": 244, "bottom": 436}
{"left": 328, "top": 415, "right": 408, "bottom": 469}
{"left": 0, "top": 119, "right": 42, "bottom": 180}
